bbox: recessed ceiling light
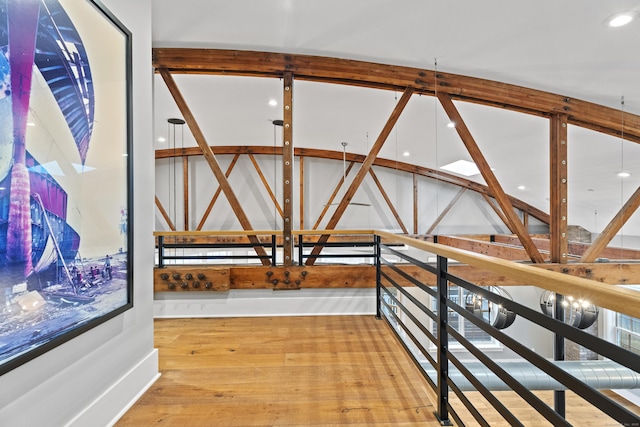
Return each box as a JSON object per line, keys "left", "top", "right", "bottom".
{"left": 440, "top": 159, "right": 481, "bottom": 177}
{"left": 618, "top": 171, "right": 631, "bottom": 177}
{"left": 517, "top": 185, "right": 526, "bottom": 190}
{"left": 269, "top": 99, "right": 278, "bottom": 107}
{"left": 606, "top": 11, "right": 638, "bottom": 27}
{"left": 446, "top": 122, "right": 455, "bottom": 128}
{"left": 157, "top": 137, "right": 166, "bottom": 142}
{"left": 403, "top": 151, "right": 410, "bottom": 157}
{"left": 27, "top": 122, "right": 35, "bottom": 127}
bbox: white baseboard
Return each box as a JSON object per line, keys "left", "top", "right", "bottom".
{"left": 65, "top": 349, "right": 159, "bottom": 427}
{"left": 154, "top": 288, "right": 376, "bottom": 318}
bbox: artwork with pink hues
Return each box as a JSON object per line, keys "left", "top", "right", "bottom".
{"left": 0, "top": 0, "right": 132, "bottom": 375}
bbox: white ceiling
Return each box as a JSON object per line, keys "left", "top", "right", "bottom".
{"left": 151, "top": 0, "right": 640, "bottom": 237}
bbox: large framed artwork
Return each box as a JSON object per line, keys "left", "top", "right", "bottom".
{"left": 0, "top": 0, "right": 132, "bottom": 375}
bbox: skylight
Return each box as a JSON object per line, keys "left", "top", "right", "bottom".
{"left": 440, "top": 160, "right": 481, "bottom": 177}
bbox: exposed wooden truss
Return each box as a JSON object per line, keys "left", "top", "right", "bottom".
{"left": 155, "top": 195, "right": 175, "bottom": 231}
{"left": 368, "top": 168, "right": 408, "bottom": 234}
{"left": 427, "top": 188, "right": 466, "bottom": 235}
{"left": 156, "top": 146, "right": 550, "bottom": 226}
{"left": 158, "top": 69, "right": 270, "bottom": 265}
{"left": 153, "top": 51, "right": 640, "bottom": 268}
{"left": 580, "top": 186, "right": 640, "bottom": 263}
{"left": 437, "top": 93, "right": 544, "bottom": 263}
{"left": 152, "top": 48, "right": 640, "bottom": 143}
{"left": 196, "top": 154, "right": 240, "bottom": 231}
{"left": 305, "top": 88, "right": 414, "bottom": 265}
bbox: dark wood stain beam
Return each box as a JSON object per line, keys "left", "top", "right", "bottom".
{"left": 248, "top": 154, "right": 283, "bottom": 218}
{"left": 368, "top": 168, "right": 408, "bottom": 234}
{"left": 305, "top": 88, "right": 414, "bottom": 265}
{"left": 196, "top": 154, "right": 240, "bottom": 231}
{"left": 550, "top": 114, "right": 568, "bottom": 263}
{"left": 152, "top": 48, "right": 640, "bottom": 143}
{"left": 426, "top": 188, "right": 466, "bottom": 235}
{"left": 437, "top": 93, "right": 545, "bottom": 263}
{"left": 158, "top": 69, "right": 270, "bottom": 265}
{"left": 155, "top": 195, "right": 175, "bottom": 231}
{"left": 581, "top": 185, "right": 640, "bottom": 263}
{"left": 156, "top": 146, "right": 551, "bottom": 226}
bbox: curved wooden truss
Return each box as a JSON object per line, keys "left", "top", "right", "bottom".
{"left": 153, "top": 48, "right": 640, "bottom": 265}
{"left": 155, "top": 145, "right": 550, "bottom": 226}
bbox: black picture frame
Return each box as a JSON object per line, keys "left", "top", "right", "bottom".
{"left": 0, "top": 0, "right": 133, "bottom": 376}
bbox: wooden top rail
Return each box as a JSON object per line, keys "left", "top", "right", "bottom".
{"left": 376, "top": 230, "right": 640, "bottom": 319}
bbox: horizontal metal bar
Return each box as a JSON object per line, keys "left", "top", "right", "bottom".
{"left": 380, "top": 256, "right": 438, "bottom": 299}
{"left": 380, "top": 244, "right": 438, "bottom": 275}
{"left": 445, "top": 271, "right": 640, "bottom": 373}
{"left": 380, "top": 284, "right": 437, "bottom": 345}
{"left": 380, "top": 270, "right": 437, "bottom": 323}
{"left": 448, "top": 299, "right": 640, "bottom": 425}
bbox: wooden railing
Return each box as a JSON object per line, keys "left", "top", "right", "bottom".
{"left": 375, "top": 230, "right": 640, "bottom": 425}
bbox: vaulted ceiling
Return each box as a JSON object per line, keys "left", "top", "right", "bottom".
{"left": 151, "top": 1, "right": 640, "bottom": 238}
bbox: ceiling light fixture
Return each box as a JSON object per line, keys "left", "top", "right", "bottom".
{"left": 269, "top": 99, "right": 278, "bottom": 107}
{"left": 605, "top": 10, "right": 638, "bottom": 27}
{"left": 403, "top": 151, "right": 410, "bottom": 157}
{"left": 157, "top": 137, "right": 166, "bottom": 142}
{"left": 446, "top": 122, "right": 455, "bottom": 128}
{"left": 517, "top": 185, "right": 525, "bottom": 190}
{"left": 618, "top": 171, "right": 631, "bottom": 177}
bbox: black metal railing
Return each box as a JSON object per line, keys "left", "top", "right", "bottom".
{"left": 296, "top": 233, "right": 377, "bottom": 265}
{"left": 375, "top": 232, "right": 640, "bottom": 426}
{"left": 156, "top": 234, "right": 277, "bottom": 267}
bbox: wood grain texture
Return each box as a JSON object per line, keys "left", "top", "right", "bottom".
{"left": 116, "top": 318, "right": 639, "bottom": 426}
{"left": 152, "top": 48, "right": 640, "bottom": 143}
{"left": 155, "top": 145, "right": 551, "bottom": 225}
{"left": 116, "top": 317, "right": 441, "bottom": 426}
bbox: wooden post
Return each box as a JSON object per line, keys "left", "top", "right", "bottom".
{"left": 550, "top": 114, "right": 568, "bottom": 264}
{"left": 282, "top": 72, "right": 294, "bottom": 266}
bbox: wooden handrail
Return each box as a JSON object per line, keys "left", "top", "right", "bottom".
{"left": 375, "top": 230, "right": 640, "bottom": 319}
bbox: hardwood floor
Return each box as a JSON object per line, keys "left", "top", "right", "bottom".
{"left": 116, "top": 316, "right": 640, "bottom": 426}
{"left": 116, "top": 316, "right": 441, "bottom": 426}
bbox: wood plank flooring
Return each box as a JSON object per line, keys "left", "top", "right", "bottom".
{"left": 116, "top": 316, "right": 640, "bottom": 426}
{"left": 116, "top": 316, "right": 441, "bottom": 426}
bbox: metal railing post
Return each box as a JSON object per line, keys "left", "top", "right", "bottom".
{"left": 375, "top": 234, "right": 381, "bottom": 319}
{"left": 554, "top": 293, "right": 566, "bottom": 417}
{"left": 298, "top": 234, "right": 304, "bottom": 266}
{"left": 271, "top": 235, "right": 277, "bottom": 266}
{"left": 436, "top": 255, "right": 452, "bottom": 425}
{"left": 158, "top": 235, "right": 164, "bottom": 268}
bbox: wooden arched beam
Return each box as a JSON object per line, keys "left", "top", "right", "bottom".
{"left": 155, "top": 145, "right": 550, "bottom": 226}
{"left": 152, "top": 48, "right": 640, "bottom": 144}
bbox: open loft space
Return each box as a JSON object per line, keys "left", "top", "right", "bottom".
{"left": 2, "top": 1, "right": 640, "bottom": 426}
{"left": 148, "top": 1, "right": 640, "bottom": 424}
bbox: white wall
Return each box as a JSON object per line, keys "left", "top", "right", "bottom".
{"left": 0, "top": 1, "right": 157, "bottom": 426}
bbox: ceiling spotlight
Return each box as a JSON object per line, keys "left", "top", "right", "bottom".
{"left": 269, "top": 99, "right": 278, "bottom": 107}
{"left": 157, "top": 137, "right": 166, "bottom": 142}
{"left": 618, "top": 171, "right": 631, "bottom": 178}
{"left": 403, "top": 151, "right": 410, "bottom": 157}
{"left": 27, "top": 122, "right": 35, "bottom": 127}
{"left": 517, "top": 185, "right": 525, "bottom": 190}
{"left": 606, "top": 11, "right": 638, "bottom": 27}
{"left": 446, "top": 122, "right": 455, "bottom": 128}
